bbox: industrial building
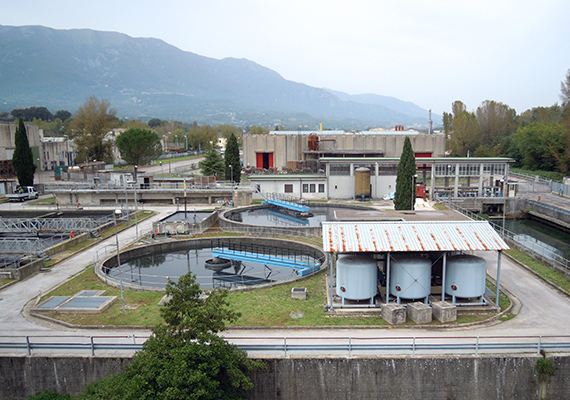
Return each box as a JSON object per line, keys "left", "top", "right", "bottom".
{"left": 242, "top": 129, "right": 446, "bottom": 171}
{"left": 248, "top": 156, "right": 514, "bottom": 202}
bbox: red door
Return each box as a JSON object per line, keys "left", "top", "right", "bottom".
{"left": 268, "top": 153, "right": 274, "bottom": 168}
{"left": 256, "top": 153, "right": 263, "bottom": 168}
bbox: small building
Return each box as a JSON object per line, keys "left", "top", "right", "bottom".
{"left": 248, "top": 174, "right": 327, "bottom": 201}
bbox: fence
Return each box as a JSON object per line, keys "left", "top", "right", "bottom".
{"left": 1, "top": 334, "right": 570, "bottom": 357}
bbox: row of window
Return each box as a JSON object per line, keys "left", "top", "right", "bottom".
{"left": 329, "top": 164, "right": 399, "bottom": 176}
{"left": 434, "top": 163, "right": 507, "bottom": 177}
{"left": 284, "top": 184, "right": 326, "bottom": 193}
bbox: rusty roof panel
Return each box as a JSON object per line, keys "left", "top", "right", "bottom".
{"left": 322, "top": 221, "right": 509, "bottom": 253}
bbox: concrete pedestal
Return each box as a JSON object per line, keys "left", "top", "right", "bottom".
{"left": 291, "top": 287, "right": 307, "bottom": 300}
{"left": 407, "top": 302, "right": 432, "bottom": 324}
{"left": 432, "top": 301, "right": 457, "bottom": 323}
{"left": 381, "top": 303, "right": 406, "bottom": 325}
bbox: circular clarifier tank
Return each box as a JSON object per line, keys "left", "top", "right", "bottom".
{"left": 99, "top": 237, "right": 325, "bottom": 291}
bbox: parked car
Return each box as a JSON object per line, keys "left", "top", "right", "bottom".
{"left": 6, "top": 186, "right": 39, "bottom": 202}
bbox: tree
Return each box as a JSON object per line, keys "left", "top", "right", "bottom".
{"left": 447, "top": 101, "right": 481, "bottom": 157}
{"left": 248, "top": 126, "right": 267, "bottom": 135}
{"left": 69, "top": 96, "right": 117, "bottom": 163}
{"left": 394, "top": 136, "right": 416, "bottom": 210}
{"left": 511, "top": 122, "right": 567, "bottom": 172}
{"left": 53, "top": 110, "right": 72, "bottom": 121}
{"left": 12, "top": 119, "right": 36, "bottom": 186}
{"left": 116, "top": 129, "right": 163, "bottom": 175}
{"left": 225, "top": 133, "right": 241, "bottom": 184}
{"left": 80, "top": 273, "right": 262, "bottom": 400}
{"left": 11, "top": 106, "right": 53, "bottom": 121}
{"left": 147, "top": 118, "right": 163, "bottom": 128}
{"left": 561, "top": 67, "right": 570, "bottom": 107}
{"left": 199, "top": 144, "right": 225, "bottom": 177}
{"left": 475, "top": 100, "right": 517, "bottom": 147}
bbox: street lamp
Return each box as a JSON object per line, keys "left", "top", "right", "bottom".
{"left": 185, "top": 134, "right": 188, "bottom": 151}
{"left": 230, "top": 164, "right": 233, "bottom": 186}
{"left": 123, "top": 174, "right": 130, "bottom": 226}
{"left": 411, "top": 174, "right": 418, "bottom": 210}
{"left": 113, "top": 209, "right": 125, "bottom": 312}
{"left": 128, "top": 173, "right": 139, "bottom": 243}
{"left": 63, "top": 134, "right": 70, "bottom": 166}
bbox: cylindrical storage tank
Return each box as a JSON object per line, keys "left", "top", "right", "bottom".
{"left": 336, "top": 253, "right": 377, "bottom": 300}
{"left": 445, "top": 255, "right": 487, "bottom": 298}
{"left": 308, "top": 133, "right": 319, "bottom": 151}
{"left": 354, "top": 167, "right": 371, "bottom": 199}
{"left": 390, "top": 254, "right": 432, "bottom": 300}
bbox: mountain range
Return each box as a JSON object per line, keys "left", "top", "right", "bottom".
{"left": 0, "top": 25, "right": 439, "bottom": 129}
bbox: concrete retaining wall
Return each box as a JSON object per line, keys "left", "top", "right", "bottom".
{"left": 2, "top": 355, "right": 569, "bottom": 400}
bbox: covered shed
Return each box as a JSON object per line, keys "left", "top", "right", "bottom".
{"left": 322, "top": 220, "right": 509, "bottom": 309}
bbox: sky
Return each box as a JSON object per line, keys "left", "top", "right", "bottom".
{"left": 1, "top": 0, "right": 570, "bottom": 115}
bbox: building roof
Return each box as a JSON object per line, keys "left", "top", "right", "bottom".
{"left": 248, "top": 174, "right": 326, "bottom": 180}
{"left": 322, "top": 221, "right": 509, "bottom": 253}
{"left": 318, "top": 157, "right": 515, "bottom": 163}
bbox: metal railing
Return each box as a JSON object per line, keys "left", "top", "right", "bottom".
{"left": 1, "top": 334, "right": 570, "bottom": 357}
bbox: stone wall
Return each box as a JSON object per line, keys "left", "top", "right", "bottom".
{"left": 1, "top": 355, "right": 568, "bottom": 400}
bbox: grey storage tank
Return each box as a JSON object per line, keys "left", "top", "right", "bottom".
{"left": 390, "top": 254, "right": 432, "bottom": 304}
{"left": 445, "top": 255, "right": 487, "bottom": 304}
{"left": 336, "top": 253, "right": 377, "bottom": 305}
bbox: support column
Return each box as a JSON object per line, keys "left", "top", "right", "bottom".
{"left": 495, "top": 250, "right": 502, "bottom": 309}
{"left": 454, "top": 163, "right": 459, "bottom": 198}
{"left": 385, "top": 253, "right": 391, "bottom": 303}
{"left": 329, "top": 254, "right": 335, "bottom": 311}
{"left": 441, "top": 252, "right": 447, "bottom": 302}
{"left": 430, "top": 163, "right": 435, "bottom": 200}
{"left": 478, "top": 163, "right": 484, "bottom": 196}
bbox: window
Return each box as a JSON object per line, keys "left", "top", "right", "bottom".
{"left": 330, "top": 164, "right": 350, "bottom": 176}
{"left": 302, "top": 184, "right": 309, "bottom": 193}
{"left": 310, "top": 184, "right": 316, "bottom": 193}
{"left": 284, "top": 184, "right": 293, "bottom": 193}
{"left": 318, "top": 184, "right": 325, "bottom": 193}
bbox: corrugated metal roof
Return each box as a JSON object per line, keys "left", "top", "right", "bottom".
{"left": 322, "top": 221, "right": 509, "bottom": 253}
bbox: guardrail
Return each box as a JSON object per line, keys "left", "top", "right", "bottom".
{"left": 1, "top": 335, "right": 570, "bottom": 357}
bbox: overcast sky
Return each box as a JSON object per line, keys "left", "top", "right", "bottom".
{"left": 2, "top": 0, "right": 569, "bottom": 115}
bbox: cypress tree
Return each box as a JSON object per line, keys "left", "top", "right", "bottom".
{"left": 394, "top": 136, "right": 416, "bottom": 210}
{"left": 12, "top": 119, "right": 36, "bottom": 187}
{"left": 224, "top": 133, "right": 241, "bottom": 184}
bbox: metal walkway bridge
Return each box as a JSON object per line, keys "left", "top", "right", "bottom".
{"left": 260, "top": 192, "right": 310, "bottom": 214}
{"left": 211, "top": 240, "right": 322, "bottom": 277}
{"left": 262, "top": 199, "right": 310, "bottom": 213}
{"left": 0, "top": 217, "right": 109, "bottom": 234}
